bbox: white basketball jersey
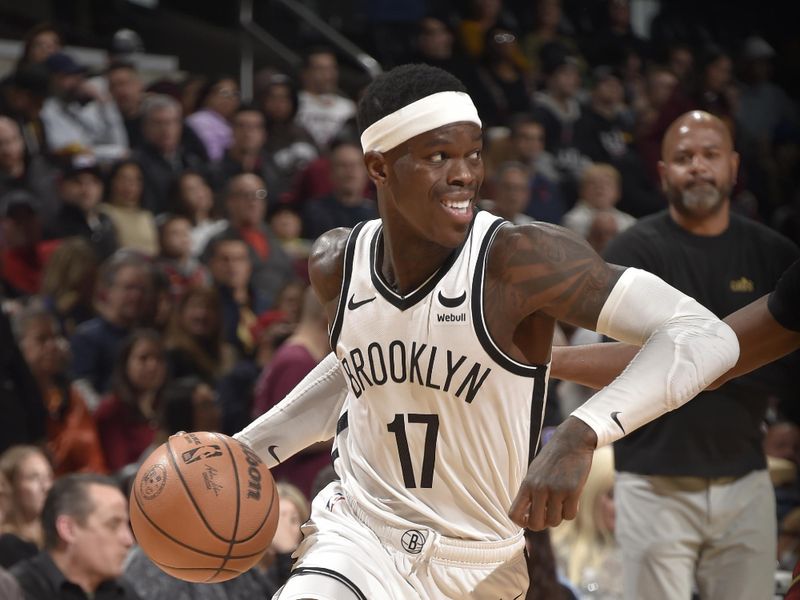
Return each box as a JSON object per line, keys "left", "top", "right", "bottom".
{"left": 329, "top": 211, "right": 549, "bottom": 541}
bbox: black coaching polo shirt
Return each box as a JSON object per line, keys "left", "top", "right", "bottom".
{"left": 10, "top": 551, "right": 141, "bottom": 600}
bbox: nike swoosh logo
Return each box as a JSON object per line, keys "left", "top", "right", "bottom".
{"left": 437, "top": 290, "right": 466, "bottom": 308}
{"left": 347, "top": 294, "right": 376, "bottom": 310}
{"left": 267, "top": 444, "right": 280, "bottom": 463}
{"left": 611, "top": 411, "right": 625, "bottom": 434}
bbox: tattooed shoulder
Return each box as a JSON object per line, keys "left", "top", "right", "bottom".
{"left": 487, "top": 223, "right": 625, "bottom": 330}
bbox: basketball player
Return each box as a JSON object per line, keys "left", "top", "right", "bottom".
{"left": 235, "top": 65, "right": 739, "bottom": 599}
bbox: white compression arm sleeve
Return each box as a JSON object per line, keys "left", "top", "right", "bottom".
{"left": 570, "top": 268, "right": 739, "bottom": 447}
{"left": 234, "top": 352, "right": 347, "bottom": 468}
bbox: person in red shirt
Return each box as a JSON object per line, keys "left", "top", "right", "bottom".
{"left": 94, "top": 329, "right": 167, "bottom": 472}
{"left": 0, "top": 190, "right": 59, "bottom": 298}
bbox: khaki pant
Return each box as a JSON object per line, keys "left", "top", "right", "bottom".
{"left": 615, "top": 470, "right": 776, "bottom": 600}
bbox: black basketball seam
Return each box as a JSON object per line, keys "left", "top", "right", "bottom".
{"left": 210, "top": 433, "right": 243, "bottom": 581}
{"left": 165, "top": 437, "right": 231, "bottom": 544}
{"left": 150, "top": 557, "right": 240, "bottom": 575}
{"left": 131, "top": 486, "right": 266, "bottom": 559}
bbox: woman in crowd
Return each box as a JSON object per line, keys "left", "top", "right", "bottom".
{"left": 171, "top": 170, "right": 227, "bottom": 256}
{"left": 0, "top": 446, "right": 52, "bottom": 568}
{"left": 39, "top": 236, "right": 98, "bottom": 337}
{"left": 164, "top": 285, "right": 233, "bottom": 384}
{"left": 12, "top": 306, "right": 106, "bottom": 476}
{"left": 100, "top": 159, "right": 158, "bottom": 256}
{"left": 551, "top": 445, "right": 622, "bottom": 599}
{"left": 185, "top": 75, "right": 241, "bottom": 162}
{"left": 95, "top": 329, "right": 168, "bottom": 472}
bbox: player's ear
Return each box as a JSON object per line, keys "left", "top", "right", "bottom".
{"left": 364, "top": 151, "right": 388, "bottom": 186}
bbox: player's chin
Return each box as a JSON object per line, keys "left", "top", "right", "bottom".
{"left": 435, "top": 204, "right": 473, "bottom": 246}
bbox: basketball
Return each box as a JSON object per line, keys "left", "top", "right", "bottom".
{"left": 129, "top": 431, "right": 279, "bottom": 583}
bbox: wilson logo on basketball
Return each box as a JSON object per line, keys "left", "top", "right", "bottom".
{"left": 241, "top": 445, "right": 265, "bottom": 500}
{"left": 140, "top": 464, "right": 167, "bottom": 500}
{"left": 181, "top": 445, "right": 223, "bottom": 465}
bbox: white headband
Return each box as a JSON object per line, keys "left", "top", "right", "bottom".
{"left": 360, "top": 91, "right": 482, "bottom": 153}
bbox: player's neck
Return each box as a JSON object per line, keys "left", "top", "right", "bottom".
{"left": 379, "top": 225, "right": 454, "bottom": 295}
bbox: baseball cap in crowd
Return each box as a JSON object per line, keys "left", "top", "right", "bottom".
{"left": 44, "top": 52, "right": 87, "bottom": 76}
{"left": 62, "top": 153, "right": 102, "bottom": 179}
{"left": 742, "top": 36, "right": 776, "bottom": 60}
{"left": 110, "top": 29, "right": 144, "bottom": 56}
{"left": 0, "top": 189, "right": 37, "bottom": 219}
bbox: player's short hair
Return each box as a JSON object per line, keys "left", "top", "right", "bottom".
{"left": 356, "top": 64, "right": 468, "bottom": 134}
{"left": 42, "top": 473, "right": 120, "bottom": 549}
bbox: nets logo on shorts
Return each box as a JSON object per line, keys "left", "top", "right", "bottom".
{"left": 401, "top": 529, "right": 427, "bottom": 554}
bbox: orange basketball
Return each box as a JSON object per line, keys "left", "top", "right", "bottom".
{"left": 129, "top": 431, "right": 278, "bottom": 583}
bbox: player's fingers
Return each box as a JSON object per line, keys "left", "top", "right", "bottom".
{"left": 544, "top": 494, "right": 566, "bottom": 528}
{"left": 526, "top": 489, "right": 548, "bottom": 531}
{"left": 508, "top": 490, "right": 532, "bottom": 527}
{"left": 562, "top": 493, "right": 580, "bottom": 522}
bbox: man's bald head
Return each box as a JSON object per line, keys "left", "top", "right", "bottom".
{"left": 661, "top": 110, "right": 732, "bottom": 159}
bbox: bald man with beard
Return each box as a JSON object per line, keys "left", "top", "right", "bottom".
{"left": 571, "top": 111, "right": 798, "bottom": 600}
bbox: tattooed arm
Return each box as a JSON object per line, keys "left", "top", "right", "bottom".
{"left": 495, "top": 224, "right": 739, "bottom": 531}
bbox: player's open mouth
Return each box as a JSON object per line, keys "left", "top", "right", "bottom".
{"left": 440, "top": 197, "right": 472, "bottom": 215}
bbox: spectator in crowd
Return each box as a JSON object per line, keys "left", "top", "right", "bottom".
{"left": 100, "top": 159, "right": 158, "bottom": 256}
{"left": 95, "top": 329, "right": 167, "bottom": 473}
{"left": 15, "top": 23, "right": 61, "bottom": 69}
{"left": 573, "top": 66, "right": 632, "bottom": 165}
{"left": 255, "top": 482, "right": 309, "bottom": 590}
{"left": 155, "top": 376, "right": 221, "bottom": 442}
{"left": 0, "top": 117, "right": 59, "bottom": 224}
{"left": 164, "top": 285, "right": 233, "bottom": 384}
{"left": 155, "top": 213, "right": 210, "bottom": 302}
{"left": 39, "top": 237, "right": 98, "bottom": 337}
{"left": 294, "top": 47, "right": 356, "bottom": 150}
{"left": 205, "top": 233, "right": 268, "bottom": 360}
{"left": 253, "top": 287, "right": 331, "bottom": 499}
{"left": 0, "top": 446, "right": 52, "bottom": 568}
{"left": 69, "top": 251, "right": 152, "bottom": 405}
{"left": 171, "top": 169, "right": 227, "bottom": 256}
{"left": 46, "top": 154, "right": 118, "bottom": 261}
{"left": 562, "top": 163, "right": 635, "bottom": 244}
{"left": 0, "top": 190, "right": 60, "bottom": 298}
{"left": 551, "top": 445, "right": 622, "bottom": 599}
{"left": 213, "top": 105, "right": 283, "bottom": 199}
{"left": 0, "top": 65, "right": 50, "bottom": 158}
{"left": 410, "top": 16, "right": 478, "bottom": 87}
{"left": 268, "top": 205, "right": 312, "bottom": 280}
{"left": 256, "top": 72, "right": 317, "bottom": 194}
{"left": 106, "top": 62, "right": 145, "bottom": 150}
{"left": 522, "top": 0, "right": 583, "bottom": 82}
{"left": 457, "top": 0, "right": 521, "bottom": 63}
{"left": 11, "top": 473, "right": 140, "bottom": 599}
{"left": 0, "top": 310, "right": 45, "bottom": 456}
{"left": 469, "top": 27, "right": 532, "bottom": 128}
{"left": 532, "top": 42, "right": 589, "bottom": 200}
{"left": 602, "top": 111, "right": 797, "bottom": 599}
{"left": 302, "top": 139, "right": 378, "bottom": 239}
{"left": 666, "top": 42, "right": 695, "bottom": 89}
{"left": 584, "top": 0, "right": 647, "bottom": 69}
{"left": 503, "top": 113, "right": 561, "bottom": 184}
{"left": 134, "top": 94, "right": 206, "bottom": 214}
{"left": 209, "top": 173, "right": 294, "bottom": 310}
{"left": 40, "top": 52, "right": 127, "bottom": 162}
{"left": 186, "top": 75, "right": 240, "bottom": 162}
{"left": 479, "top": 161, "right": 534, "bottom": 225}
{"left": 0, "top": 472, "right": 10, "bottom": 523}
{"left": 12, "top": 306, "right": 106, "bottom": 476}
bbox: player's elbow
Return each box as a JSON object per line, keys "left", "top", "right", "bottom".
{"left": 714, "top": 320, "right": 740, "bottom": 372}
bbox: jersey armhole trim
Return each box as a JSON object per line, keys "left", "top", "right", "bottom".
{"left": 289, "top": 567, "right": 368, "bottom": 600}
{"left": 329, "top": 221, "right": 366, "bottom": 349}
{"left": 471, "top": 219, "right": 548, "bottom": 378}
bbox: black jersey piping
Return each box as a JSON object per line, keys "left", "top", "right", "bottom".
{"left": 329, "top": 221, "right": 367, "bottom": 348}
{"left": 471, "top": 219, "right": 547, "bottom": 377}
{"left": 369, "top": 217, "right": 476, "bottom": 311}
{"left": 527, "top": 372, "right": 549, "bottom": 466}
{"left": 288, "top": 567, "right": 367, "bottom": 600}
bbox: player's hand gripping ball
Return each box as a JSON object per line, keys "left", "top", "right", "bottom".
{"left": 129, "top": 432, "right": 279, "bottom": 582}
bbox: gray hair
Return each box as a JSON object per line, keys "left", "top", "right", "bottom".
{"left": 141, "top": 93, "right": 181, "bottom": 123}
